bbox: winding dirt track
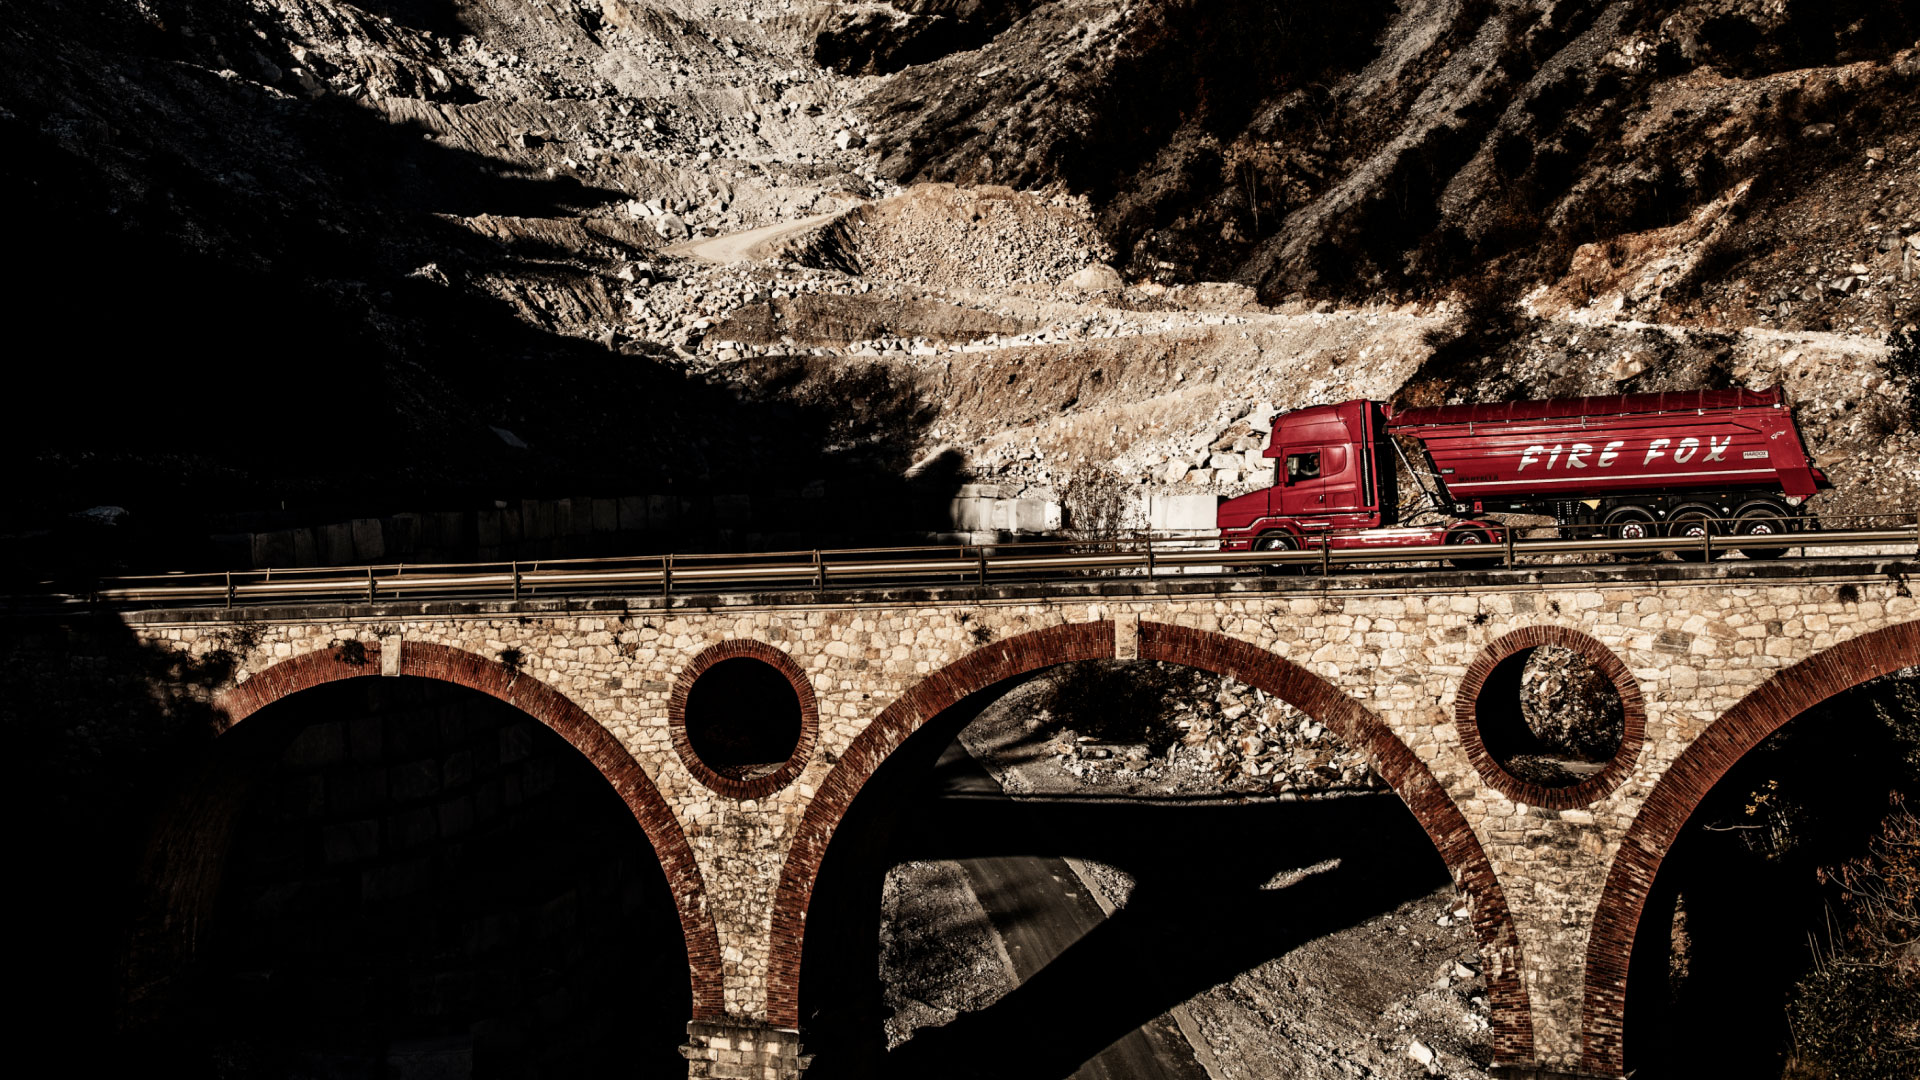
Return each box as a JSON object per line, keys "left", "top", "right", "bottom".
{"left": 667, "top": 209, "right": 847, "bottom": 264}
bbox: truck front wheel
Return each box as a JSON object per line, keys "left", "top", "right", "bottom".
{"left": 1254, "top": 532, "right": 1300, "bottom": 575}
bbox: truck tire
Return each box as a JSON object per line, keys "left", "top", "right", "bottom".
{"left": 1733, "top": 505, "right": 1791, "bottom": 560}
{"left": 1603, "top": 506, "right": 1658, "bottom": 541}
{"left": 1667, "top": 506, "right": 1722, "bottom": 562}
{"left": 1254, "top": 532, "right": 1301, "bottom": 575}
{"left": 1445, "top": 526, "right": 1501, "bottom": 570}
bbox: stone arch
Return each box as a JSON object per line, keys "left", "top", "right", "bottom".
{"left": 1579, "top": 619, "right": 1920, "bottom": 1075}
{"left": 206, "top": 639, "right": 727, "bottom": 1021}
{"left": 766, "top": 620, "right": 1535, "bottom": 1064}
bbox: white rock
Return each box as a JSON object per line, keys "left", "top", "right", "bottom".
{"left": 652, "top": 213, "right": 690, "bottom": 240}
{"left": 1407, "top": 1040, "right": 1436, "bottom": 1068}
{"left": 1063, "top": 263, "right": 1124, "bottom": 292}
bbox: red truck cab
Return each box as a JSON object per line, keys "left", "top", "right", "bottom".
{"left": 1218, "top": 400, "right": 1503, "bottom": 557}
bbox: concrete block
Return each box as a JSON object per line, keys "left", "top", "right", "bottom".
{"left": 588, "top": 497, "right": 616, "bottom": 534}
{"left": 524, "top": 501, "right": 556, "bottom": 541}
{"left": 351, "top": 518, "right": 385, "bottom": 561}
{"left": 292, "top": 528, "right": 319, "bottom": 566}
{"left": 1013, "top": 498, "right": 1061, "bottom": 533}
{"left": 1149, "top": 493, "right": 1219, "bottom": 533}
{"left": 990, "top": 499, "right": 1016, "bottom": 531}
{"left": 252, "top": 530, "right": 295, "bottom": 568}
{"left": 947, "top": 497, "right": 990, "bottom": 530}
{"left": 618, "top": 495, "right": 648, "bottom": 532}
{"left": 321, "top": 522, "right": 357, "bottom": 564}
{"left": 430, "top": 511, "right": 467, "bottom": 551}
{"left": 388, "top": 513, "right": 421, "bottom": 555}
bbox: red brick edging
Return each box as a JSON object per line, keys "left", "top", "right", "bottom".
{"left": 1454, "top": 626, "right": 1647, "bottom": 810}
{"left": 763, "top": 620, "right": 1535, "bottom": 1064}
{"left": 669, "top": 640, "right": 821, "bottom": 800}
{"left": 1578, "top": 619, "right": 1920, "bottom": 1074}
{"left": 215, "top": 640, "right": 727, "bottom": 1021}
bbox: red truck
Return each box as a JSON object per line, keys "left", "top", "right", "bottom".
{"left": 1216, "top": 387, "right": 1831, "bottom": 563}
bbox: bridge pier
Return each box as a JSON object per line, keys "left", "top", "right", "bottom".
{"left": 682, "top": 1020, "right": 807, "bottom": 1079}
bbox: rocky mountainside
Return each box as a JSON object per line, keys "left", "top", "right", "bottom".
{"left": 6, "top": 0, "right": 1920, "bottom": 562}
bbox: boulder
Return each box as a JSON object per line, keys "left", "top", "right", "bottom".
{"left": 1062, "top": 263, "right": 1124, "bottom": 292}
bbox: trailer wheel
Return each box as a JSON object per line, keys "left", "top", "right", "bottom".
{"left": 1445, "top": 526, "right": 1501, "bottom": 570}
{"left": 1667, "top": 507, "right": 1722, "bottom": 562}
{"left": 1733, "top": 506, "right": 1790, "bottom": 560}
{"left": 1603, "top": 506, "right": 1658, "bottom": 541}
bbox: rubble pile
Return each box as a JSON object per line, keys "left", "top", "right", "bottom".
{"left": 961, "top": 662, "right": 1385, "bottom": 799}
{"left": 810, "top": 183, "right": 1115, "bottom": 291}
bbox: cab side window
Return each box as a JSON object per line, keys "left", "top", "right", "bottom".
{"left": 1286, "top": 452, "right": 1321, "bottom": 482}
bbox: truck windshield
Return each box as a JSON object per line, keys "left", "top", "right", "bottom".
{"left": 1286, "top": 452, "right": 1321, "bottom": 482}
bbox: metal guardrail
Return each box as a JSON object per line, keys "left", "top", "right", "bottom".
{"left": 30, "top": 513, "right": 1920, "bottom": 610}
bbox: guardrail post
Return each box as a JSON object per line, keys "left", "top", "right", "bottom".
{"left": 814, "top": 550, "right": 825, "bottom": 592}
{"left": 512, "top": 562, "right": 520, "bottom": 602}
{"left": 662, "top": 554, "right": 673, "bottom": 597}
{"left": 1504, "top": 527, "right": 1515, "bottom": 569}
{"left": 1145, "top": 538, "right": 1156, "bottom": 581}
{"left": 225, "top": 571, "right": 234, "bottom": 609}
{"left": 1703, "top": 529, "right": 1712, "bottom": 563}
{"left": 1319, "top": 540, "right": 1330, "bottom": 577}
{"left": 978, "top": 547, "right": 988, "bottom": 586}
{"left": 368, "top": 566, "right": 376, "bottom": 603}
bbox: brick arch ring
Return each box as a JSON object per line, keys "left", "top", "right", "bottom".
{"left": 216, "top": 639, "right": 727, "bottom": 1021}
{"left": 1579, "top": 618, "right": 1920, "bottom": 1076}
{"left": 669, "top": 639, "right": 820, "bottom": 800}
{"left": 1454, "top": 625, "right": 1647, "bottom": 809}
{"left": 766, "top": 620, "right": 1536, "bottom": 1062}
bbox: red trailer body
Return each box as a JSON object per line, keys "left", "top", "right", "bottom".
{"left": 1388, "top": 388, "right": 1827, "bottom": 503}
{"left": 1217, "top": 386, "right": 1830, "bottom": 562}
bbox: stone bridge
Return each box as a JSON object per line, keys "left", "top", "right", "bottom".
{"left": 104, "top": 559, "right": 1920, "bottom": 1078}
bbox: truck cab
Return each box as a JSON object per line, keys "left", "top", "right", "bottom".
{"left": 1218, "top": 398, "right": 1497, "bottom": 556}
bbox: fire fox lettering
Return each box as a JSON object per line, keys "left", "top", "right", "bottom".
{"left": 1517, "top": 436, "right": 1732, "bottom": 471}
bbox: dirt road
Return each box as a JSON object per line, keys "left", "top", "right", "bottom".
{"left": 667, "top": 209, "right": 847, "bottom": 264}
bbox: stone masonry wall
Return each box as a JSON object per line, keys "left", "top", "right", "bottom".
{"left": 122, "top": 572, "right": 1920, "bottom": 1076}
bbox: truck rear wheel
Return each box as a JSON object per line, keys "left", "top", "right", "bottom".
{"left": 1667, "top": 506, "right": 1722, "bottom": 562}
{"left": 1604, "top": 506, "right": 1658, "bottom": 541}
{"left": 1733, "top": 505, "right": 1791, "bottom": 560}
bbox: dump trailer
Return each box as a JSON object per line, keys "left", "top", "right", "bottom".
{"left": 1216, "top": 387, "right": 1831, "bottom": 561}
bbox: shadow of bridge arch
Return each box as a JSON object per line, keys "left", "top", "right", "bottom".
{"left": 125, "top": 638, "right": 725, "bottom": 1051}
{"left": 768, "top": 619, "right": 1535, "bottom": 1068}
{"left": 1581, "top": 617, "right": 1920, "bottom": 1075}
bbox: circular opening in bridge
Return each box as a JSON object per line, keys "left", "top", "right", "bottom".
{"left": 1458, "top": 629, "right": 1644, "bottom": 807}
{"left": 1481, "top": 646, "right": 1624, "bottom": 786}
{"left": 673, "top": 643, "right": 818, "bottom": 799}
